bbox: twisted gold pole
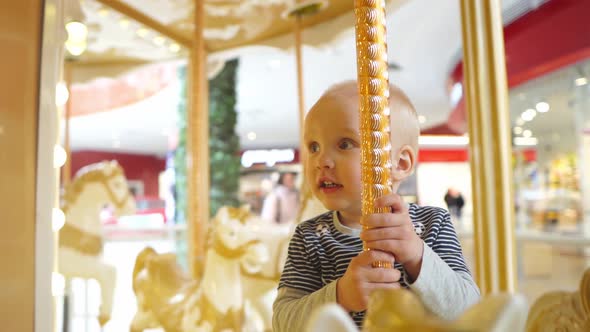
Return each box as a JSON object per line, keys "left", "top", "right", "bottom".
{"left": 354, "top": 0, "right": 393, "bottom": 268}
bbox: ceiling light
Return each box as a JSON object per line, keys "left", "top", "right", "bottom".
{"left": 119, "top": 19, "right": 130, "bottom": 29}
{"left": 169, "top": 43, "right": 181, "bottom": 52}
{"left": 247, "top": 132, "right": 257, "bottom": 140}
{"left": 575, "top": 77, "right": 588, "bottom": 86}
{"left": 418, "top": 115, "right": 426, "bottom": 124}
{"left": 65, "top": 43, "right": 86, "bottom": 56}
{"left": 98, "top": 8, "right": 109, "bottom": 17}
{"left": 52, "top": 208, "right": 66, "bottom": 232}
{"left": 522, "top": 130, "right": 532, "bottom": 138}
{"left": 136, "top": 28, "right": 149, "bottom": 38}
{"left": 56, "top": 81, "right": 69, "bottom": 107}
{"left": 65, "top": 21, "right": 88, "bottom": 56}
{"left": 153, "top": 36, "right": 165, "bottom": 46}
{"left": 515, "top": 118, "right": 525, "bottom": 126}
{"left": 65, "top": 19, "right": 85, "bottom": 36}
{"left": 514, "top": 137, "right": 537, "bottom": 146}
{"left": 535, "top": 102, "right": 550, "bottom": 113}
{"left": 513, "top": 127, "right": 523, "bottom": 135}
{"left": 53, "top": 145, "right": 67, "bottom": 168}
{"left": 418, "top": 135, "right": 469, "bottom": 146}
{"left": 521, "top": 108, "right": 537, "bottom": 122}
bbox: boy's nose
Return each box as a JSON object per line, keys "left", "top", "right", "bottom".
{"left": 316, "top": 154, "right": 335, "bottom": 169}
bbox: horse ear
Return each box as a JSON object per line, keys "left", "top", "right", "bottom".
{"left": 580, "top": 269, "right": 590, "bottom": 315}
{"left": 216, "top": 206, "right": 228, "bottom": 221}
{"left": 133, "top": 247, "right": 157, "bottom": 279}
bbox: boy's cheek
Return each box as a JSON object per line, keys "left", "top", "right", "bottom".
{"left": 305, "top": 168, "right": 316, "bottom": 185}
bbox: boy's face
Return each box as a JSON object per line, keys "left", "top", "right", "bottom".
{"left": 304, "top": 95, "right": 362, "bottom": 217}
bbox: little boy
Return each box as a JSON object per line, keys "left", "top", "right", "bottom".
{"left": 272, "top": 81, "right": 480, "bottom": 331}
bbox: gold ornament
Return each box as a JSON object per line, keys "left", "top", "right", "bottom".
{"left": 360, "top": 288, "right": 528, "bottom": 331}
{"left": 355, "top": 0, "right": 393, "bottom": 271}
{"left": 526, "top": 268, "right": 590, "bottom": 332}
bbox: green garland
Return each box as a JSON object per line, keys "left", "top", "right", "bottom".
{"left": 208, "top": 59, "right": 241, "bottom": 216}
{"left": 174, "top": 59, "right": 240, "bottom": 225}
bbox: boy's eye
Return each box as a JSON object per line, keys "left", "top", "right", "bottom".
{"left": 339, "top": 139, "right": 355, "bottom": 150}
{"left": 308, "top": 142, "right": 320, "bottom": 153}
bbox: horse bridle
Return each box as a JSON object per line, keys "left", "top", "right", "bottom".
{"left": 212, "top": 231, "right": 262, "bottom": 259}
{"left": 99, "top": 171, "right": 132, "bottom": 212}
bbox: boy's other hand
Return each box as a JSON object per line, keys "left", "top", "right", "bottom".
{"left": 360, "top": 194, "right": 424, "bottom": 281}
{"left": 336, "top": 249, "right": 400, "bottom": 312}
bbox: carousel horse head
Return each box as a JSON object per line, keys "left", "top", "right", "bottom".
{"left": 208, "top": 205, "right": 269, "bottom": 274}
{"left": 62, "top": 160, "right": 136, "bottom": 219}
{"left": 526, "top": 268, "right": 590, "bottom": 332}
{"left": 307, "top": 288, "right": 528, "bottom": 332}
{"left": 59, "top": 160, "right": 136, "bottom": 256}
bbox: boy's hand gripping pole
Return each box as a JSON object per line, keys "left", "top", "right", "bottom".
{"left": 354, "top": 0, "right": 394, "bottom": 269}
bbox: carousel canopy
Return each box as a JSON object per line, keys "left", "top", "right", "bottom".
{"left": 64, "top": 0, "right": 566, "bottom": 155}
{"left": 71, "top": 0, "right": 409, "bottom": 63}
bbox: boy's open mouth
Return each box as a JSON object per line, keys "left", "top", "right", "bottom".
{"left": 318, "top": 180, "right": 343, "bottom": 189}
{"left": 318, "top": 177, "right": 342, "bottom": 193}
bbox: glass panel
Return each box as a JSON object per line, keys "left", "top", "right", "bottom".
{"left": 510, "top": 58, "right": 590, "bottom": 301}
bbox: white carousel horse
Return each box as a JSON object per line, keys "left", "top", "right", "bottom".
{"left": 130, "top": 205, "right": 269, "bottom": 332}
{"left": 307, "top": 288, "right": 528, "bottom": 332}
{"left": 58, "top": 160, "right": 136, "bottom": 326}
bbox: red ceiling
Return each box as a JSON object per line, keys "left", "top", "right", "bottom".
{"left": 423, "top": 0, "right": 590, "bottom": 135}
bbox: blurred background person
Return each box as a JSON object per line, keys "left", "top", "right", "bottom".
{"left": 444, "top": 187, "right": 465, "bottom": 222}
{"left": 261, "top": 172, "right": 300, "bottom": 224}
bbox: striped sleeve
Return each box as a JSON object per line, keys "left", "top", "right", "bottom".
{"left": 278, "top": 224, "right": 323, "bottom": 293}
{"left": 430, "top": 211, "right": 470, "bottom": 274}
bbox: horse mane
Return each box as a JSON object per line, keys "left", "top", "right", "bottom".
{"left": 61, "top": 161, "right": 123, "bottom": 213}
{"left": 132, "top": 247, "right": 193, "bottom": 297}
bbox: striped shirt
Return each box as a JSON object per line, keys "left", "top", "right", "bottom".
{"left": 278, "top": 204, "right": 472, "bottom": 327}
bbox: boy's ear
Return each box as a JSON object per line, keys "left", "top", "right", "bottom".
{"left": 391, "top": 145, "right": 416, "bottom": 182}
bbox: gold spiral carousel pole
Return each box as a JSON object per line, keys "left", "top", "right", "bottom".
{"left": 354, "top": 0, "right": 393, "bottom": 263}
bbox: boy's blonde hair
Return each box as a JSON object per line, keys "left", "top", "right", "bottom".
{"left": 316, "top": 80, "right": 420, "bottom": 154}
